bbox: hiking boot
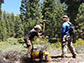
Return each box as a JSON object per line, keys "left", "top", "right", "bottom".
{"left": 61, "top": 55, "right": 66, "bottom": 58}
{"left": 27, "top": 54, "right": 31, "bottom": 59}
{"left": 72, "top": 54, "right": 76, "bottom": 58}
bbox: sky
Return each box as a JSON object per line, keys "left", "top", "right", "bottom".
{"left": 2, "top": 0, "right": 43, "bottom": 15}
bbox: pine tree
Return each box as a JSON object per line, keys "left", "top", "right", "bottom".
{"left": 6, "top": 13, "right": 13, "bottom": 37}
{"left": 0, "top": 11, "right": 24, "bottom": 40}
{"left": 5, "top": 13, "right": 11, "bottom": 37}
{"left": 60, "top": 0, "right": 84, "bottom": 24}
{"left": 0, "top": 0, "right": 4, "bottom": 19}
{"left": 20, "top": 0, "right": 43, "bottom": 35}
{"left": 2, "top": 11, "right": 9, "bottom": 38}
{"left": 28, "top": 0, "right": 42, "bottom": 24}
{"left": 20, "top": 0, "right": 26, "bottom": 22}
{"left": 15, "top": 15, "right": 24, "bottom": 38}
{"left": 42, "top": 0, "right": 66, "bottom": 39}
{"left": 75, "top": 3, "right": 84, "bottom": 39}
{"left": 0, "top": 19, "right": 7, "bottom": 41}
{"left": 10, "top": 13, "right": 15, "bottom": 37}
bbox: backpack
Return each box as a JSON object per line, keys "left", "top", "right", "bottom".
{"left": 67, "top": 22, "right": 75, "bottom": 36}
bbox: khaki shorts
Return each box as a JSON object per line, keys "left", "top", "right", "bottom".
{"left": 24, "top": 38, "right": 32, "bottom": 46}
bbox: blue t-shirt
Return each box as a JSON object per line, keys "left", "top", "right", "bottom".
{"left": 61, "top": 22, "right": 70, "bottom": 38}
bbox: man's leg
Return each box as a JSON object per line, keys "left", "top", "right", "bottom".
{"left": 61, "top": 35, "right": 68, "bottom": 57}
{"left": 68, "top": 36, "right": 76, "bottom": 58}
{"left": 26, "top": 39, "right": 33, "bottom": 57}
{"left": 61, "top": 42, "right": 67, "bottom": 57}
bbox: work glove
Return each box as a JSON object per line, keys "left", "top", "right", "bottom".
{"left": 42, "top": 32, "right": 45, "bottom": 35}
{"left": 42, "top": 35, "right": 44, "bottom": 38}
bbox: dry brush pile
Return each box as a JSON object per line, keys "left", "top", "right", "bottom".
{"left": 0, "top": 51, "right": 31, "bottom": 63}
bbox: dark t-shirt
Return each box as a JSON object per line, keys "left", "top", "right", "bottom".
{"left": 24, "top": 29, "right": 38, "bottom": 40}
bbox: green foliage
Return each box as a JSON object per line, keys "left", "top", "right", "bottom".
{"left": 7, "top": 38, "right": 19, "bottom": 45}
{"left": 28, "top": 0, "right": 43, "bottom": 24}
{"left": 15, "top": 15, "right": 24, "bottom": 38}
{"left": 32, "top": 36, "right": 49, "bottom": 45}
{"left": 0, "top": 0, "right": 4, "bottom": 19}
{"left": 0, "top": 0, "right": 84, "bottom": 48}
{"left": 0, "top": 11, "right": 24, "bottom": 41}
{"left": 20, "top": 0, "right": 43, "bottom": 34}
{"left": 10, "top": 13, "right": 15, "bottom": 37}
{"left": 5, "top": 13, "right": 11, "bottom": 37}
{"left": 0, "top": 18, "right": 7, "bottom": 41}
{"left": 42, "top": 0, "right": 66, "bottom": 39}
{"left": 60, "top": 0, "right": 81, "bottom": 24}
{"left": 47, "top": 38, "right": 84, "bottom": 50}
{"left": 75, "top": 3, "right": 84, "bottom": 39}
{"left": 50, "top": 42, "right": 61, "bottom": 49}
{"left": 73, "top": 38, "right": 84, "bottom": 47}
{"left": 24, "top": 18, "right": 36, "bottom": 35}
{"left": 0, "top": 38, "right": 27, "bottom": 52}
{"left": 50, "top": 38, "right": 84, "bottom": 49}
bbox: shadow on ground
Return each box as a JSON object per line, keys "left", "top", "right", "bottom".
{"left": 22, "top": 57, "right": 48, "bottom": 63}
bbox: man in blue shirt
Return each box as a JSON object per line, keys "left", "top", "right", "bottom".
{"left": 61, "top": 15, "right": 76, "bottom": 58}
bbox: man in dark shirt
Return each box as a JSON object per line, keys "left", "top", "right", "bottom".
{"left": 24, "top": 25, "right": 43, "bottom": 58}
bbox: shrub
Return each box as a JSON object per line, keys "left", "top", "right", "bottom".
{"left": 51, "top": 42, "right": 61, "bottom": 49}
{"left": 16, "top": 38, "right": 24, "bottom": 45}
{"left": 7, "top": 37, "right": 18, "bottom": 45}
{"left": 73, "top": 38, "right": 84, "bottom": 47}
{"left": 32, "top": 36, "right": 49, "bottom": 45}
{"left": 0, "top": 51, "right": 23, "bottom": 63}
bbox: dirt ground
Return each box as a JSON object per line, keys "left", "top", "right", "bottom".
{"left": 0, "top": 50, "right": 84, "bottom": 63}
{"left": 32, "top": 53, "right": 84, "bottom": 63}
{"left": 49, "top": 54, "right": 84, "bottom": 63}
{"left": 0, "top": 44, "right": 84, "bottom": 63}
{"left": 21, "top": 53, "right": 84, "bottom": 63}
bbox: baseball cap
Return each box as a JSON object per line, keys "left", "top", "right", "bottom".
{"left": 63, "top": 15, "right": 68, "bottom": 18}
{"left": 34, "top": 25, "right": 41, "bottom": 30}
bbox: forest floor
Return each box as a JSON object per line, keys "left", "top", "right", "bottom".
{"left": 49, "top": 52, "right": 84, "bottom": 63}
{"left": 31, "top": 46, "right": 84, "bottom": 63}
{"left": 0, "top": 41, "right": 84, "bottom": 63}
{"left": 0, "top": 44, "right": 84, "bottom": 63}
{"left": 0, "top": 50, "right": 84, "bottom": 63}
{"left": 31, "top": 54, "right": 84, "bottom": 63}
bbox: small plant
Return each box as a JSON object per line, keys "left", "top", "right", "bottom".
{"left": 51, "top": 42, "right": 61, "bottom": 49}
{"left": 32, "top": 36, "right": 49, "bottom": 45}
{"left": 7, "top": 37, "right": 18, "bottom": 45}
{"left": 73, "top": 38, "right": 84, "bottom": 47}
